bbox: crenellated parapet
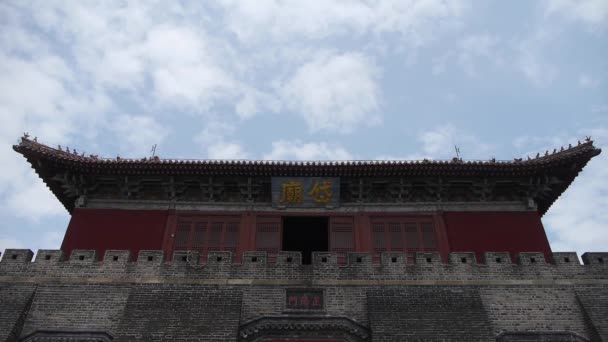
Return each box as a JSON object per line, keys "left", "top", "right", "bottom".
{"left": 1, "top": 249, "right": 607, "bottom": 284}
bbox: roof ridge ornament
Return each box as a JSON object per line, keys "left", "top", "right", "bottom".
{"left": 14, "top": 134, "right": 600, "bottom": 164}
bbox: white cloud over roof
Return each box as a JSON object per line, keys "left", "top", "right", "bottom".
{"left": 0, "top": 0, "right": 606, "bottom": 255}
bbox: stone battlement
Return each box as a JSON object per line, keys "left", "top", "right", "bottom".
{"left": 1, "top": 249, "right": 606, "bottom": 284}
{"left": 1, "top": 248, "right": 607, "bottom": 341}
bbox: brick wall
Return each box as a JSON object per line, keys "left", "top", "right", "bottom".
{"left": 368, "top": 286, "right": 494, "bottom": 341}
{"left": 576, "top": 286, "right": 608, "bottom": 341}
{"left": 117, "top": 284, "right": 241, "bottom": 341}
{"left": 0, "top": 283, "right": 35, "bottom": 342}
{"left": 480, "top": 286, "right": 591, "bottom": 336}
{"left": 0, "top": 249, "right": 607, "bottom": 341}
{"left": 20, "top": 284, "right": 130, "bottom": 337}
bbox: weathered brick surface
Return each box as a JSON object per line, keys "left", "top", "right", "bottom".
{"left": 240, "top": 286, "right": 367, "bottom": 325}
{"left": 368, "top": 286, "right": 494, "bottom": 341}
{"left": 0, "top": 250, "right": 607, "bottom": 341}
{"left": 0, "top": 283, "right": 35, "bottom": 342}
{"left": 576, "top": 286, "right": 608, "bottom": 341}
{"left": 116, "top": 284, "right": 242, "bottom": 341}
{"left": 20, "top": 283, "right": 130, "bottom": 337}
{"left": 480, "top": 286, "right": 590, "bottom": 336}
{"left": 495, "top": 331, "right": 591, "bottom": 341}
{"left": 1, "top": 250, "right": 607, "bottom": 282}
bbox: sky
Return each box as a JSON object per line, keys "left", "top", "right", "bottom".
{"left": 0, "top": 0, "right": 607, "bottom": 257}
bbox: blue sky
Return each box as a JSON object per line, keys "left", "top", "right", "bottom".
{"left": 1, "top": 1, "right": 607, "bottom": 256}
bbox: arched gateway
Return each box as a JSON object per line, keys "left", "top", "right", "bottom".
{"left": 239, "top": 316, "right": 369, "bottom": 342}
{"left": 0, "top": 135, "right": 606, "bottom": 341}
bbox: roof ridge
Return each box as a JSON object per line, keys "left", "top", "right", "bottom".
{"left": 13, "top": 135, "right": 600, "bottom": 164}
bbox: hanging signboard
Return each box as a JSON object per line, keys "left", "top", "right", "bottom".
{"left": 271, "top": 177, "right": 340, "bottom": 208}
{"left": 285, "top": 288, "right": 324, "bottom": 311}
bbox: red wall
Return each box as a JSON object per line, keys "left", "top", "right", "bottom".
{"left": 443, "top": 211, "right": 552, "bottom": 262}
{"left": 60, "top": 209, "right": 553, "bottom": 263}
{"left": 61, "top": 208, "right": 169, "bottom": 260}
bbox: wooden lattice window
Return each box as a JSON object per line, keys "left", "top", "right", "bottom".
{"left": 330, "top": 216, "right": 355, "bottom": 264}
{"left": 371, "top": 217, "right": 437, "bottom": 263}
{"left": 173, "top": 215, "right": 240, "bottom": 262}
{"left": 255, "top": 216, "right": 281, "bottom": 263}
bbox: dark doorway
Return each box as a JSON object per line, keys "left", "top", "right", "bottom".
{"left": 282, "top": 217, "right": 329, "bottom": 264}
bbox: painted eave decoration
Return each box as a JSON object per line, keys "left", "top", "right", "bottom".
{"left": 13, "top": 135, "right": 602, "bottom": 216}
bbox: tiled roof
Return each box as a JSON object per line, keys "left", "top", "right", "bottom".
{"left": 13, "top": 136, "right": 601, "bottom": 177}
{"left": 13, "top": 135, "right": 602, "bottom": 216}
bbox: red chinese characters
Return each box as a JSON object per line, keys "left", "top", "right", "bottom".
{"left": 286, "top": 290, "right": 323, "bottom": 310}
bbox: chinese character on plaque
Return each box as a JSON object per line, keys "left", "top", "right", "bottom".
{"left": 285, "top": 289, "right": 324, "bottom": 310}
{"left": 288, "top": 296, "right": 298, "bottom": 307}
{"left": 309, "top": 180, "right": 333, "bottom": 204}
{"left": 280, "top": 181, "right": 304, "bottom": 205}
{"left": 272, "top": 177, "right": 339, "bottom": 208}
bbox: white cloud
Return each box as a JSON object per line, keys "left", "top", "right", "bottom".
{"left": 111, "top": 115, "right": 169, "bottom": 157}
{"left": 418, "top": 124, "right": 493, "bottom": 160}
{"left": 194, "top": 119, "right": 248, "bottom": 160}
{"left": 592, "top": 104, "right": 608, "bottom": 113}
{"left": 39, "top": 231, "right": 64, "bottom": 250}
{"left": 0, "top": 53, "right": 106, "bottom": 142}
{"left": 146, "top": 26, "right": 238, "bottom": 111}
{"left": 0, "top": 18, "right": 108, "bottom": 223}
{"left": 512, "top": 134, "right": 573, "bottom": 152}
{"left": 544, "top": 146, "right": 608, "bottom": 253}
{"left": 544, "top": 0, "right": 608, "bottom": 26}
{"left": 4, "top": 175, "right": 65, "bottom": 220}
{"left": 195, "top": 120, "right": 237, "bottom": 146}
{"left": 578, "top": 73, "right": 600, "bottom": 88}
{"left": 432, "top": 55, "right": 448, "bottom": 76}
{"left": 207, "top": 142, "right": 249, "bottom": 159}
{"left": 513, "top": 128, "right": 608, "bottom": 254}
{"left": 263, "top": 140, "right": 353, "bottom": 160}
{"left": 218, "top": 0, "right": 469, "bottom": 45}
{"left": 282, "top": 52, "right": 381, "bottom": 133}
{"left": 432, "top": 34, "right": 504, "bottom": 77}
{"left": 21, "top": 2, "right": 251, "bottom": 116}
{"left": 236, "top": 92, "right": 259, "bottom": 120}
{"left": 1, "top": 1, "right": 605, "bottom": 258}
{"left": 456, "top": 34, "right": 502, "bottom": 77}
{"left": 516, "top": 31, "right": 558, "bottom": 87}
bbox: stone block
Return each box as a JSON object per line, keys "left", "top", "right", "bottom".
{"left": 34, "top": 249, "right": 64, "bottom": 263}
{"left": 243, "top": 251, "right": 267, "bottom": 265}
{"left": 1, "top": 249, "right": 33, "bottom": 263}
{"left": 415, "top": 252, "right": 441, "bottom": 265}
{"left": 581, "top": 252, "right": 608, "bottom": 265}
{"left": 347, "top": 252, "right": 372, "bottom": 266}
{"left": 137, "top": 250, "right": 164, "bottom": 265}
{"left": 313, "top": 252, "right": 338, "bottom": 266}
{"left": 276, "top": 251, "right": 302, "bottom": 265}
{"left": 207, "top": 251, "right": 232, "bottom": 264}
{"left": 449, "top": 252, "right": 477, "bottom": 265}
{"left": 103, "top": 250, "right": 132, "bottom": 263}
{"left": 172, "top": 250, "right": 199, "bottom": 265}
{"left": 484, "top": 252, "right": 512, "bottom": 265}
{"left": 517, "top": 252, "right": 545, "bottom": 265}
{"left": 552, "top": 252, "right": 580, "bottom": 266}
{"left": 69, "top": 250, "right": 97, "bottom": 264}
{"left": 380, "top": 252, "right": 405, "bottom": 266}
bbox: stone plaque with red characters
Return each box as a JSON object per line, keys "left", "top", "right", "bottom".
{"left": 285, "top": 289, "right": 324, "bottom": 311}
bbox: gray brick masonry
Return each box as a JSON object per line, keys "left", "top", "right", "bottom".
{"left": 1, "top": 249, "right": 607, "bottom": 341}
{"left": 576, "top": 286, "right": 608, "bottom": 341}
{"left": 368, "top": 286, "right": 494, "bottom": 341}
{"left": 0, "top": 283, "right": 35, "bottom": 342}
{"left": 117, "top": 284, "right": 242, "bottom": 341}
